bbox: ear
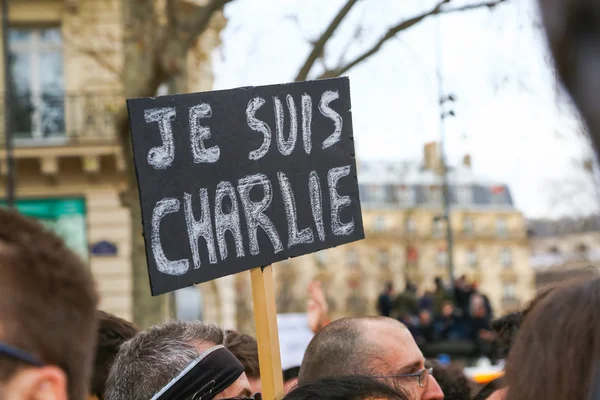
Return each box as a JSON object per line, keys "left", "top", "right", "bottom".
{"left": 26, "top": 366, "right": 68, "bottom": 400}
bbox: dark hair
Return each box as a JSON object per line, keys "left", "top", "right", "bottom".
{"left": 225, "top": 330, "right": 260, "bottom": 378}
{"left": 0, "top": 209, "right": 99, "bottom": 400}
{"left": 92, "top": 311, "right": 139, "bottom": 399}
{"left": 505, "top": 277, "right": 600, "bottom": 400}
{"left": 283, "top": 367, "right": 301, "bottom": 382}
{"left": 281, "top": 375, "right": 408, "bottom": 400}
{"left": 492, "top": 286, "right": 555, "bottom": 358}
{"left": 299, "top": 317, "right": 400, "bottom": 383}
{"left": 425, "top": 360, "right": 470, "bottom": 400}
{"left": 472, "top": 377, "right": 504, "bottom": 400}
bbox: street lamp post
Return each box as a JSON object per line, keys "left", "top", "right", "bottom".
{"left": 1, "top": 0, "right": 15, "bottom": 208}
{"left": 439, "top": 101, "right": 455, "bottom": 287}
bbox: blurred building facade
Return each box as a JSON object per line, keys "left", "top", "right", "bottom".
{"left": 0, "top": 0, "right": 228, "bottom": 326}
{"left": 529, "top": 215, "right": 600, "bottom": 289}
{"left": 232, "top": 143, "right": 535, "bottom": 329}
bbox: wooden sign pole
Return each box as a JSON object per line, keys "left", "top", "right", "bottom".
{"left": 250, "top": 265, "right": 284, "bottom": 400}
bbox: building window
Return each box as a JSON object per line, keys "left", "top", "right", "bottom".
{"left": 503, "top": 283, "right": 517, "bottom": 299}
{"left": 496, "top": 218, "right": 508, "bottom": 238}
{"left": 467, "top": 247, "right": 478, "bottom": 268}
{"left": 347, "top": 249, "right": 359, "bottom": 267}
{"left": 371, "top": 185, "right": 385, "bottom": 203}
{"left": 373, "top": 216, "right": 386, "bottom": 232}
{"left": 396, "top": 185, "right": 415, "bottom": 206}
{"left": 428, "top": 185, "right": 442, "bottom": 205}
{"left": 490, "top": 186, "right": 508, "bottom": 205}
{"left": 9, "top": 27, "right": 65, "bottom": 140}
{"left": 457, "top": 186, "right": 473, "bottom": 205}
{"left": 432, "top": 218, "right": 444, "bottom": 237}
{"left": 406, "top": 246, "right": 419, "bottom": 268}
{"left": 463, "top": 216, "right": 475, "bottom": 236}
{"left": 405, "top": 217, "right": 416, "bottom": 236}
{"left": 378, "top": 249, "right": 389, "bottom": 267}
{"left": 500, "top": 248, "right": 512, "bottom": 267}
{"left": 436, "top": 248, "right": 448, "bottom": 267}
{"left": 577, "top": 243, "right": 589, "bottom": 255}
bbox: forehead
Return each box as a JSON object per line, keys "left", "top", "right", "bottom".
{"left": 364, "top": 321, "right": 423, "bottom": 372}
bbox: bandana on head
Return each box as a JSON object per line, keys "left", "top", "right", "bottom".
{"left": 151, "top": 345, "right": 246, "bottom": 400}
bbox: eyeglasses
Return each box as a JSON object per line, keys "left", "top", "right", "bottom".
{"left": 0, "top": 342, "right": 44, "bottom": 367}
{"left": 397, "top": 367, "right": 434, "bottom": 388}
{"left": 375, "top": 367, "right": 434, "bottom": 388}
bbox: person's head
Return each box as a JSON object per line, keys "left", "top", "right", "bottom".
{"left": 425, "top": 361, "right": 470, "bottom": 400}
{"left": 472, "top": 378, "right": 505, "bottom": 400}
{"left": 0, "top": 209, "right": 99, "bottom": 400}
{"left": 505, "top": 277, "right": 600, "bottom": 400}
{"left": 224, "top": 330, "right": 260, "bottom": 394}
{"left": 470, "top": 295, "right": 486, "bottom": 318}
{"left": 299, "top": 317, "right": 443, "bottom": 400}
{"left": 282, "top": 375, "right": 409, "bottom": 400}
{"left": 283, "top": 367, "right": 300, "bottom": 394}
{"left": 92, "top": 311, "right": 138, "bottom": 400}
{"left": 385, "top": 282, "right": 394, "bottom": 294}
{"left": 491, "top": 286, "right": 555, "bottom": 359}
{"left": 105, "top": 320, "right": 252, "bottom": 400}
{"left": 418, "top": 310, "right": 432, "bottom": 326}
{"left": 441, "top": 302, "right": 454, "bottom": 318}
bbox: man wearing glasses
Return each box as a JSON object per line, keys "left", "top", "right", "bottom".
{"left": 0, "top": 210, "right": 99, "bottom": 399}
{"left": 298, "top": 317, "right": 444, "bottom": 400}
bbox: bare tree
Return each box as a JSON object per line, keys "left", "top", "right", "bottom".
{"left": 98, "top": 0, "right": 508, "bottom": 328}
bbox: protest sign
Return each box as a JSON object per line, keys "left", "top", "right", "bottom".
{"left": 277, "top": 313, "right": 314, "bottom": 371}
{"left": 127, "top": 77, "right": 364, "bottom": 295}
{"left": 127, "top": 77, "right": 363, "bottom": 399}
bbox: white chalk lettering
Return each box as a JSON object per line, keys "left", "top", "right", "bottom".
{"left": 246, "top": 97, "right": 272, "bottom": 160}
{"left": 302, "top": 93, "right": 312, "bottom": 154}
{"left": 237, "top": 174, "right": 284, "bottom": 255}
{"left": 319, "top": 91, "right": 343, "bottom": 149}
{"left": 328, "top": 165, "right": 354, "bottom": 236}
{"left": 152, "top": 198, "right": 190, "bottom": 275}
{"left": 278, "top": 172, "right": 314, "bottom": 247}
{"left": 309, "top": 170, "right": 325, "bottom": 241}
{"left": 274, "top": 95, "right": 298, "bottom": 156}
{"left": 215, "top": 181, "right": 245, "bottom": 260}
{"left": 184, "top": 190, "right": 218, "bottom": 270}
{"left": 145, "top": 107, "right": 177, "bottom": 169}
{"left": 189, "top": 103, "right": 220, "bottom": 164}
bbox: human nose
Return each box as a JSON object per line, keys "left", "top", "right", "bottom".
{"left": 423, "top": 375, "right": 444, "bottom": 400}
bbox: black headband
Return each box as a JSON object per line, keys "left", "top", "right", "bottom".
{"left": 151, "top": 345, "right": 245, "bottom": 400}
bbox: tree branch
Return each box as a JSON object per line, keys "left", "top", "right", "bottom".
{"left": 184, "top": 0, "right": 233, "bottom": 48}
{"left": 317, "top": 0, "right": 507, "bottom": 79}
{"left": 294, "top": 0, "right": 361, "bottom": 82}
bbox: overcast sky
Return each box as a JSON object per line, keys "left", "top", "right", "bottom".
{"left": 213, "top": 0, "right": 599, "bottom": 219}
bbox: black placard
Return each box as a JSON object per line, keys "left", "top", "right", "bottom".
{"left": 127, "top": 77, "right": 364, "bottom": 295}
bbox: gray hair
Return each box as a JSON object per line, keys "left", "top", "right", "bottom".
{"left": 104, "top": 320, "right": 225, "bottom": 400}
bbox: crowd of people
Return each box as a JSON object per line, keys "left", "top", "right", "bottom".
{"left": 1, "top": 1, "right": 600, "bottom": 399}
{"left": 377, "top": 277, "right": 496, "bottom": 360}
{"left": 1, "top": 197, "right": 599, "bottom": 400}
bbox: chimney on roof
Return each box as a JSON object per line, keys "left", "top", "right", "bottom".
{"left": 423, "top": 142, "right": 440, "bottom": 171}
{"left": 463, "top": 154, "right": 472, "bottom": 168}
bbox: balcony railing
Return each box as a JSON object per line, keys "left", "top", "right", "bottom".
{"left": 0, "top": 92, "right": 123, "bottom": 146}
